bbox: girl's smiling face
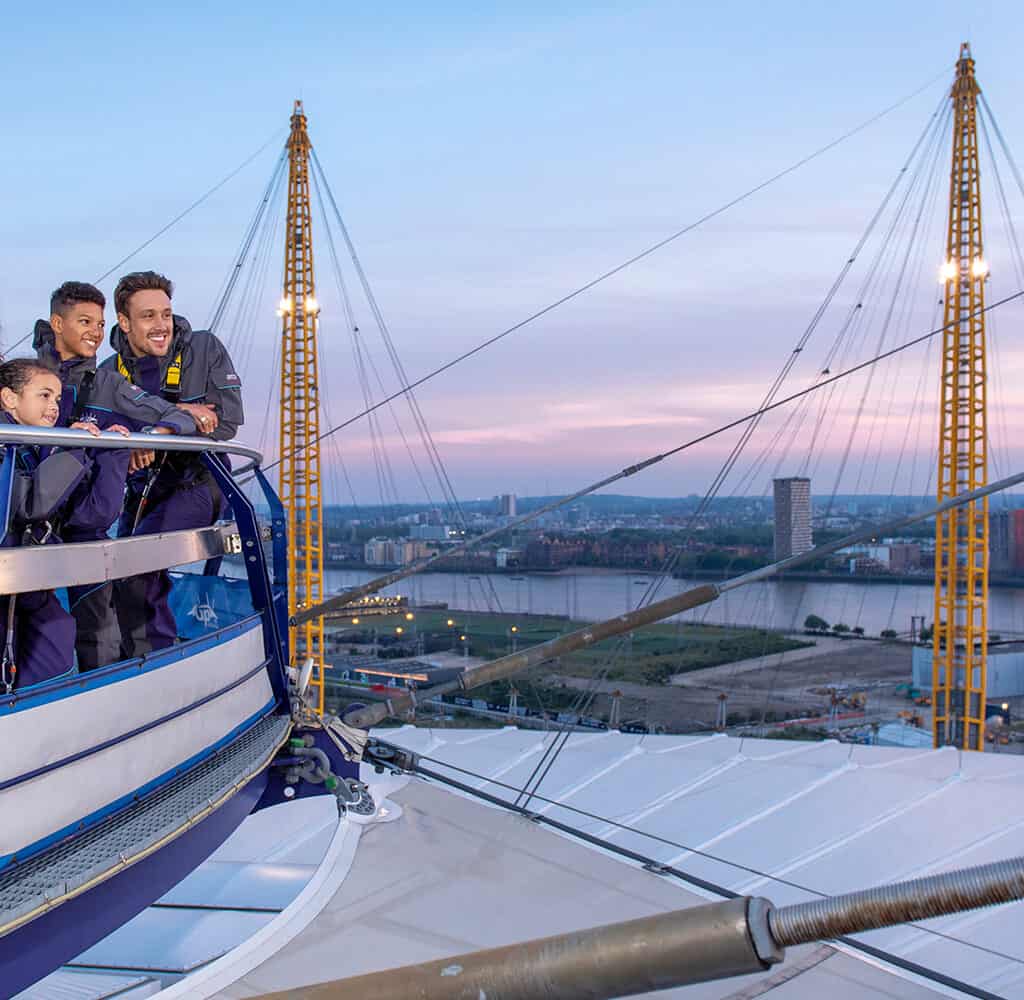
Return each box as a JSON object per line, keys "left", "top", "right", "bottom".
{"left": 0, "top": 372, "right": 62, "bottom": 427}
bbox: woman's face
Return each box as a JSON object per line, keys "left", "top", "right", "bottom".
{"left": 0, "top": 372, "right": 62, "bottom": 427}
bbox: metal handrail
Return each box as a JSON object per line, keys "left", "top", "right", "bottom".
{"left": 0, "top": 427, "right": 263, "bottom": 473}
{"left": 0, "top": 524, "right": 244, "bottom": 594}
{"left": 0, "top": 429, "right": 268, "bottom": 591}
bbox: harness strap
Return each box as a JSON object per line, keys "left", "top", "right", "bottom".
{"left": 117, "top": 351, "right": 183, "bottom": 402}
{"left": 70, "top": 370, "right": 97, "bottom": 422}
{"left": 131, "top": 454, "right": 169, "bottom": 535}
{"left": 2, "top": 594, "right": 16, "bottom": 694}
{"left": 1, "top": 524, "right": 51, "bottom": 693}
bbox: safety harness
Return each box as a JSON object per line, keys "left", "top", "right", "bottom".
{"left": 116, "top": 351, "right": 183, "bottom": 402}
{"left": 69, "top": 370, "right": 96, "bottom": 423}
{"left": 116, "top": 349, "right": 187, "bottom": 528}
{"left": 2, "top": 447, "right": 55, "bottom": 694}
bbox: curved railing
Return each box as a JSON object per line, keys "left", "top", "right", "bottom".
{"left": 0, "top": 424, "right": 290, "bottom": 702}
{"left": 0, "top": 426, "right": 263, "bottom": 473}
{"left": 0, "top": 428, "right": 267, "bottom": 590}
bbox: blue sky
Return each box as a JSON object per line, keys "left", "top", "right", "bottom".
{"left": 1, "top": 1, "right": 1023, "bottom": 501}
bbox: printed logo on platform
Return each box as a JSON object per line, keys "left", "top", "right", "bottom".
{"left": 189, "top": 595, "right": 219, "bottom": 629}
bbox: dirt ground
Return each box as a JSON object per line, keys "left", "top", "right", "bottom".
{"left": 545, "top": 638, "right": 921, "bottom": 733}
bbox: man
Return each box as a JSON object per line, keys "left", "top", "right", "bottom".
{"left": 33, "top": 281, "right": 201, "bottom": 670}
{"left": 102, "top": 270, "right": 244, "bottom": 657}
{"left": 35, "top": 281, "right": 199, "bottom": 434}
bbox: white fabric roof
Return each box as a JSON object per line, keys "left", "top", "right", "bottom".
{"left": 372, "top": 727, "right": 1024, "bottom": 997}
{"left": 26, "top": 728, "right": 1024, "bottom": 998}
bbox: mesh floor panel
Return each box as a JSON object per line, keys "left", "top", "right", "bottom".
{"left": 0, "top": 713, "right": 290, "bottom": 930}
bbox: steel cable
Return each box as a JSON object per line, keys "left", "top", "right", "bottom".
{"left": 260, "top": 70, "right": 949, "bottom": 476}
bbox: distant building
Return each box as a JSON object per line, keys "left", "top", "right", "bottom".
{"left": 409, "top": 523, "right": 456, "bottom": 542}
{"left": 524, "top": 535, "right": 588, "bottom": 568}
{"left": 495, "top": 493, "right": 517, "bottom": 517}
{"left": 495, "top": 547, "right": 522, "bottom": 569}
{"left": 364, "top": 538, "right": 431, "bottom": 566}
{"left": 773, "top": 477, "right": 813, "bottom": 560}
{"left": 325, "top": 541, "right": 355, "bottom": 563}
{"left": 990, "top": 509, "right": 1024, "bottom": 573}
{"left": 839, "top": 542, "right": 921, "bottom": 575}
{"left": 363, "top": 537, "right": 391, "bottom": 566}
{"left": 914, "top": 642, "right": 1024, "bottom": 698}
{"left": 991, "top": 510, "right": 1012, "bottom": 573}
{"left": 328, "top": 656, "right": 465, "bottom": 691}
{"left": 886, "top": 542, "right": 921, "bottom": 573}
{"left": 1009, "top": 510, "right": 1022, "bottom": 570}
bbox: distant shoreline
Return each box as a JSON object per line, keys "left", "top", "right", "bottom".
{"left": 322, "top": 560, "right": 1024, "bottom": 590}
{"left": 680, "top": 569, "right": 1024, "bottom": 589}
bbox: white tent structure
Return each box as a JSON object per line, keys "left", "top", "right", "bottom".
{"left": 19, "top": 727, "right": 1024, "bottom": 999}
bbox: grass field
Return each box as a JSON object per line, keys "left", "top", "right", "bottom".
{"left": 327, "top": 609, "right": 811, "bottom": 687}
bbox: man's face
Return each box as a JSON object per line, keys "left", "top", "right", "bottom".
{"left": 119, "top": 289, "right": 173, "bottom": 357}
{"left": 51, "top": 301, "right": 104, "bottom": 360}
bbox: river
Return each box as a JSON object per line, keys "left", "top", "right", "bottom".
{"left": 316, "top": 567, "right": 1024, "bottom": 636}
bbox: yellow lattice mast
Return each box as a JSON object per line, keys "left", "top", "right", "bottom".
{"left": 279, "top": 100, "right": 326, "bottom": 712}
{"left": 933, "top": 44, "right": 990, "bottom": 751}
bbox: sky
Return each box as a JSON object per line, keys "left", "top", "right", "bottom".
{"left": 2, "top": 1, "right": 1024, "bottom": 503}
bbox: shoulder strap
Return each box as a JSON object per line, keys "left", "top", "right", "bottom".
{"left": 116, "top": 351, "right": 182, "bottom": 402}
{"left": 70, "top": 370, "right": 97, "bottom": 422}
{"left": 162, "top": 351, "right": 183, "bottom": 402}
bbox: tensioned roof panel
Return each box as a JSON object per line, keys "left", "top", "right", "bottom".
{"left": 203, "top": 776, "right": 952, "bottom": 999}
{"left": 514, "top": 736, "right": 748, "bottom": 835}
{"left": 692, "top": 764, "right": 948, "bottom": 884}
{"left": 363, "top": 727, "right": 1024, "bottom": 997}
{"left": 788, "top": 778, "right": 1024, "bottom": 897}
{"left": 73, "top": 727, "right": 1021, "bottom": 999}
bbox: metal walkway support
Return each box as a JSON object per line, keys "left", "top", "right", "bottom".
{"left": 0, "top": 714, "right": 291, "bottom": 938}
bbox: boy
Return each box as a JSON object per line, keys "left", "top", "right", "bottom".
{"left": 33, "top": 281, "right": 203, "bottom": 669}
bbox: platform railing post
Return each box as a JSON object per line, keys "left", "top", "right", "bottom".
{"left": 204, "top": 453, "right": 290, "bottom": 708}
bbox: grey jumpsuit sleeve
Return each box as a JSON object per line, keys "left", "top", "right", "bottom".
{"left": 98, "top": 370, "right": 198, "bottom": 435}
{"left": 202, "top": 334, "right": 244, "bottom": 442}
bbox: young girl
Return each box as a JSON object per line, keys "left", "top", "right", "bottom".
{"left": 0, "top": 359, "right": 128, "bottom": 691}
